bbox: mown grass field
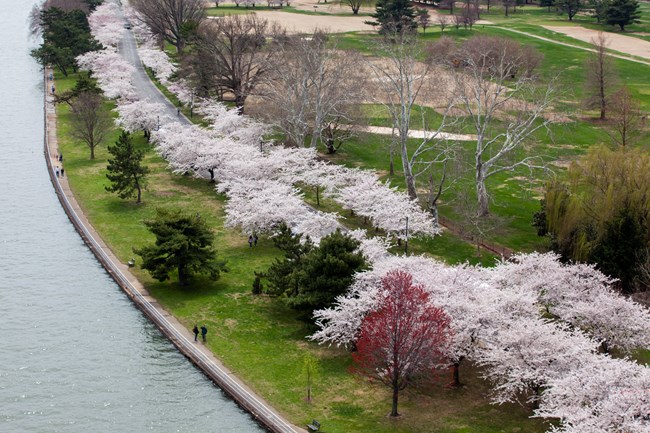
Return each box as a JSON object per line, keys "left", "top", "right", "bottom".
{"left": 54, "top": 3, "right": 650, "bottom": 431}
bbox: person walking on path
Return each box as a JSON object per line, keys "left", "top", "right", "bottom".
{"left": 248, "top": 235, "right": 253, "bottom": 248}
{"left": 55, "top": 166, "right": 59, "bottom": 178}
{"left": 200, "top": 325, "right": 207, "bottom": 342}
{"left": 253, "top": 234, "right": 258, "bottom": 246}
{"left": 192, "top": 325, "right": 199, "bottom": 342}
{"left": 61, "top": 167, "right": 64, "bottom": 177}
{"left": 59, "top": 153, "right": 63, "bottom": 162}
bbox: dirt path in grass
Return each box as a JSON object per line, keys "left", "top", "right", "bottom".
{"left": 495, "top": 27, "right": 650, "bottom": 67}
{"left": 543, "top": 26, "right": 650, "bottom": 60}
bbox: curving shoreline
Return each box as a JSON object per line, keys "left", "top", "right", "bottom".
{"left": 42, "top": 68, "right": 303, "bottom": 433}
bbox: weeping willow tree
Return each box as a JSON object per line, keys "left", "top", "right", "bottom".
{"left": 542, "top": 145, "right": 650, "bottom": 291}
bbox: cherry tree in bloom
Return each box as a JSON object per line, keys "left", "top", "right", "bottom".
{"left": 476, "top": 317, "right": 600, "bottom": 406}
{"left": 326, "top": 169, "right": 439, "bottom": 240}
{"left": 490, "top": 252, "right": 650, "bottom": 352}
{"left": 535, "top": 355, "right": 650, "bottom": 433}
{"left": 151, "top": 122, "right": 216, "bottom": 176}
{"left": 352, "top": 270, "right": 453, "bottom": 417}
{"left": 76, "top": 50, "right": 136, "bottom": 100}
{"left": 217, "top": 178, "right": 340, "bottom": 240}
{"left": 167, "top": 79, "right": 194, "bottom": 106}
{"left": 138, "top": 45, "right": 176, "bottom": 85}
{"left": 311, "top": 254, "right": 504, "bottom": 389}
{"left": 88, "top": 2, "right": 125, "bottom": 49}
{"left": 115, "top": 99, "right": 170, "bottom": 139}
{"left": 195, "top": 99, "right": 269, "bottom": 146}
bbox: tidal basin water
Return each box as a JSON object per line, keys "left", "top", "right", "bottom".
{"left": 0, "top": 2, "right": 263, "bottom": 432}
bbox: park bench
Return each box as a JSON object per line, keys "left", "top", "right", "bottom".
{"left": 306, "top": 419, "right": 321, "bottom": 432}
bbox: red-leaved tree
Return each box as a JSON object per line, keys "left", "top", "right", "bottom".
{"left": 352, "top": 270, "right": 452, "bottom": 417}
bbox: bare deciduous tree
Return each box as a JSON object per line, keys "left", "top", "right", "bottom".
{"left": 195, "top": 14, "right": 285, "bottom": 113}
{"left": 444, "top": 36, "right": 553, "bottom": 217}
{"left": 436, "top": 13, "right": 448, "bottom": 33}
{"left": 69, "top": 91, "right": 112, "bottom": 159}
{"left": 131, "top": 0, "right": 205, "bottom": 53}
{"left": 584, "top": 33, "right": 618, "bottom": 120}
{"left": 368, "top": 34, "right": 459, "bottom": 221}
{"left": 342, "top": 0, "right": 368, "bottom": 15}
{"left": 606, "top": 86, "right": 643, "bottom": 148}
{"left": 259, "top": 31, "right": 364, "bottom": 148}
{"left": 416, "top": 8, "right": 431, "bottom": 33}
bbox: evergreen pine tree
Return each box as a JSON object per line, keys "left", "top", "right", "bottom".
{"left": 106, "top": 131, "right": 149, "bottom": 204}
{"left": 366, "top": 0, "right": 417, "bottom": 35}
{"left": 605, "top": 0, "right": 641, "bottom": 30}
{"left": 134, "top": 209, "right": 227, "bottom": 285}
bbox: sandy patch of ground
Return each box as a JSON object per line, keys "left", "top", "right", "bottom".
{"left": 252, "top": 10, "right": 374, "bottom": 33}
{"left": 290, "top": 0, "right": 375, "bottom": 15}
{"left": 543, "top": 26, "right": 650, "bottom": 60}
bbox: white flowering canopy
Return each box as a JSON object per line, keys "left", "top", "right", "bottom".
{"left": 88, "top": 2, "right": 125, "bottom": 49}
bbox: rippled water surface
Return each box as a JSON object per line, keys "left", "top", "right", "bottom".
{"left": 0, "top": 3, "right": 262, "bottom": 432}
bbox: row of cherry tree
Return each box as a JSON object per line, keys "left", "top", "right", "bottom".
{"left": 311, "top": 240, "right": 650, "bottom": 432}
{"left": 78, "top": 1, "right": 438, "bottom": 244}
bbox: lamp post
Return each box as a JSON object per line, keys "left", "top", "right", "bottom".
{"left": 400, "top": 216, "right": 409, "bottom": 256}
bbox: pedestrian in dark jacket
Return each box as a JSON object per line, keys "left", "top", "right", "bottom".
{"left": 192, "top": 325, "right": 199, "bottom": 342}
{"left": 200, "top": 325, "right": 207, "bottom": 342}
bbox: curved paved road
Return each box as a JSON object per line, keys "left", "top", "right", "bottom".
{"left": 118, "top": 29, "right": 191, "bottom": 125}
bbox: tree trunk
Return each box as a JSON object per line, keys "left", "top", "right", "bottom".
{"left": 391, "top": 385, "right": 400, "bottom": 417}
{"left": 234, "top": 91, "right": 246, "bottom": 114}
{"left": 136, "top": 178, "right": 142, "bottom": 204}
{"left": 401, "top": 137, "right": 418, "bottom": 200}
{"left": 315, "top": 186, "right": 320, "bottom": 206}
{"left": 476, "top": 172, "right": 489, "bottom": 217}
{"left": 208, "top": 168, "right": 215, "bottom": 183}
{"left": 599, "top": 66, "right": 606, "bottom": 119}
{"left": 90, "top": 143, "right": 95, "bottom": 160}
{"left": 178, "top": 264, "right": 187, "bottom": 286}
{"left": 452, "top": 362, "right": 461, "bottom": 387}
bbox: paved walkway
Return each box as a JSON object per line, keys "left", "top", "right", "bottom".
{"left": 363, "top": 125, "right": 477, "bottom": 141}
{"left": 44, "top": 68, "right": 303, "bottom": 433}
